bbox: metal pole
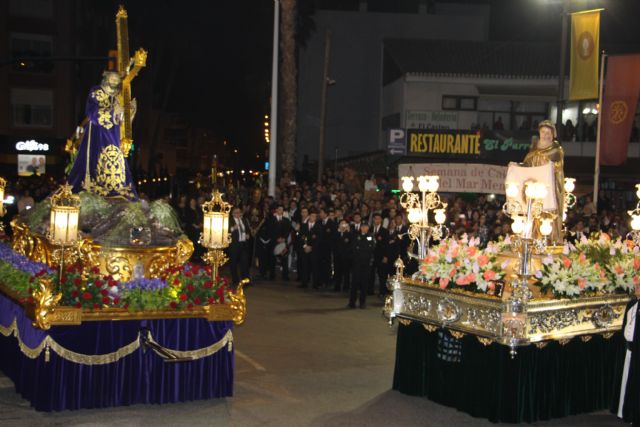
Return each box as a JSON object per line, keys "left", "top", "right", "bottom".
{"left": 318, "top": 30, "right": 332, "bottom": 182}
{"left": 556, "top": 0, "right": 569, "bottom": 130}
{"left": 593, "top": 52, "right": 606, "bottom": 212}
{"left": 268, "top": 0, "right": 280, "bottom": 197}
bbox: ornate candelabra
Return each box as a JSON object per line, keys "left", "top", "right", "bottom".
{"left": 399, "top": 175, "right": 448, "bottom": 260}
{"left": 502, "top": 180, "right": 552, "bottom": 357}
{"left": 47, "top": 184, "right": 81, "bottom": 285}
{"left": 200, "top": 190, "right": 232, "bottom": 281}
{"left": 627, "top": 184, "right": 640, "bottom": 245}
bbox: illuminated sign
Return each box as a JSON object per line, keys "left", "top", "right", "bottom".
{"left": 15, "top": 140, "right": 49, "bottom": 152}
{"left": 407, "top": 130, "right": 481, "bottom": 157}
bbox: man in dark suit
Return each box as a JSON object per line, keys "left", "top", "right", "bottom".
{"left": 617, "top": 279, "right": 640, "bottom": 425}
{"left": 317, "top": 208, "right": 335, "bottom": 288}
{"left": 333, "top": 219, "right": 352, "bottom": 292}
{"left": 228, "top": 207, "right": 251, "bottom": 286}
{"left": 386, "top": 214, "right": 409, "bottom": 284}
{"left": 369, "top": 213, "right": 389, "bottom": 295}
{"left": 298, "top": 210, "right": 321, "bottom": 289}
{"left": 268, "top": 204, "right": 292, "bottom": 281}
{"left": 348, "top": 222, "right": 375, "bottom": 309}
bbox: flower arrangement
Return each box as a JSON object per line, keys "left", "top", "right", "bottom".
{"left": 533, "top": 233, "right": 640, "bottom": 298}
{"left": 0, "top": 243, "right": 233, "bottom": 311}
{"left": 416, "top": 235, "right": 507, "bottom": 295}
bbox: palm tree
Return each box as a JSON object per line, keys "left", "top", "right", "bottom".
{"left": 279, "top": 0, "right": 297, "bottom": 174}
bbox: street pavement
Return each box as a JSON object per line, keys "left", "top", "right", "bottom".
{"left": 0, "top": 279, "right": 625, "bottom": 426}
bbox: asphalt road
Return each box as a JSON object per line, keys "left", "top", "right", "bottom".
{"left": 0, "top": 279, "right": 625, "bottom": 426}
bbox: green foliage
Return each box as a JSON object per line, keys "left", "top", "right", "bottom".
{"left": 0, "top": 260, "right": 33, "bottom": 298}
{"left": 78, "top": 191, "right": 113, "bottom": 223}
{"left": 150, "top": 200, "right": 183, "bottom": 234}
{"left": 122, "top": 287, "right": 174, "bottom": 311}
{"left": 24, "top": 199, "right": 51, "bottom": 230}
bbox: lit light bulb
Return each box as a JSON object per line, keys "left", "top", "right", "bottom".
{"left": 434, "top": 208, "right": 446, "bottom": 225}
{"left": 564, "top": 178, "right": 575, "bottom": 193}
{"left": 511, "top": 216, "right": 525, "bottom": 234}
{"left": 408, "top": 208, "right": 421, "bottom": 224}
{"left": 536, "top": 184, "right": 548, "bottom": 200}
{"left": 401, "top": 177, "right": 414, "bottom": 193}
{"left": 540, "top": 219, "right": 553, "bottom": 236}
{"left": 417, "top": 176, "right": 429, "bottom": 193}
{"left": 524, "top": 183, "right": 536, "bottom": 199}
{"left": 426, "top": 176, "right": 440, "bottom": 193}
{"left": 582, "top": 107, "right": 590, "bottom": 115}
{"left": 505, "top": 182, "right": 519, "bottom": 199}
{"left": 632, "top": 214, "right": 640, "bottom": 231}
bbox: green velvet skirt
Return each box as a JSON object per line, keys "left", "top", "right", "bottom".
{"left": 393, "top": 323, "right": 625, "bottom": 423}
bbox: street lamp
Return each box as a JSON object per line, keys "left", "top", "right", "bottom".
{"left": 201, "top": 190, "right": 232, "bottom": 281}
{"left": 47, "top": 184, "right": 80, "bottom": 284}
{"left": 399, "top": 175, "right": 448, "bottom": 260}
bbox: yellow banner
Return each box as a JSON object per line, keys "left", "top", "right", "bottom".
{"left": 569, "top": 10, "right": 601, "bottom": 100}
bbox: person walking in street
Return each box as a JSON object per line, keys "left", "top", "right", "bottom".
{"left": 348, "top": 223, "right": 375, "bottom": 309}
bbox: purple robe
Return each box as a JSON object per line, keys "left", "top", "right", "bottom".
{"left": 67, "top": 85, "right": 137, "bottom": 199}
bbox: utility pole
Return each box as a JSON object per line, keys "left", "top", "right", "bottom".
{"left": 318, "top": 30, "right": 332, "bottom": 182}
{"left": 268, "top": 0, "right": 280, "bottom": 197}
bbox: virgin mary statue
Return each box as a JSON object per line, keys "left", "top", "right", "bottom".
{"left": 67, "top": 71, "right": 137, "bottom": 200}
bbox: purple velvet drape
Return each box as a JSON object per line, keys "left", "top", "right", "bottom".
{"left": 0, "top": 294, "right": 234, "bottom": 411}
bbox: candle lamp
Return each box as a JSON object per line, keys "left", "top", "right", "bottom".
{"left": 201, "top": 189, "right": 232, "bottom": 281}
{"left": 47, "top": 184, "right": 81, "bottom": 285}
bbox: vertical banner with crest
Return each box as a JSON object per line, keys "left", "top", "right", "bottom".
{"left": 599, "top": 54, "right": 640, "bottom": 165}
{"left": 569, "top": 9, "right": 601, "bottom": 101}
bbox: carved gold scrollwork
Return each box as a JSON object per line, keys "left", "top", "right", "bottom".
{"left": 229, "top": 279, "right": 248, "bottom": 325}
{"left": 148, "top": 254, "right": 170, "bottom": 277}
{"left": 175, "top": 237, "right": 194, "bottom": 265}
{"left": 580, "top": 335, "right": 593, "bottom": 343}
{"left": 557, "top": 338, "right": 572, "bottom": 346}
{"left": 534, "top": 341, "right": 549, "bottom": 349}
{"left": 32, "top": 277, "right": 62, "bottom": 330}
{"left": 601, "top": 332, "right": 615, "bottom": 340}
{"left": 398, "top": 318, "right": 412, "bottom": 326}
{"left": 106, "top": 255, "right": 132, "bottom": 282}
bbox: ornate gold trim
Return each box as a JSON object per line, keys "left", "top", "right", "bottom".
{"left": 422, "top": 324, "right": 438, "bottom": 332}
{"left": 449, "top": 330, "right": 466, "bottom": 340}
{"left": 398, "top": 318, "right": 412, "bottom": 326}
{"left": 477, "top": 337, "right": 494, "bottom": 346}
{"left": 580, "top": 335, "right": 593, "bottom": 343}
{"left": 534, "top": 341, "right": 549, "bottom": 349}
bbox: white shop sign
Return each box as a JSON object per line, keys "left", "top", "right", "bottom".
{"left": 15, "top": 139, "right": 49, "bottom": 152}
{"left": 405, "top": 111, "right": 458, "bottom": 130}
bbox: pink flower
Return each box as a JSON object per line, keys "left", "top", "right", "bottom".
{"left": 477, "top": 255, "right": 489, "bottom": 267}
{"left": 488, "top": 282, "right": 495, "bottom": 291}
{"left": 483, "top": 270, "right": 496, "bottom": 281}
{"left": 634, "top": 257, "right": 640, "bottom": 270}
{"left": 615, "top": 265, "right": 624, "bottom": 275}
{"left": 439, "top": 278, "right": 450, "bottom": 289}
{"left": 578, "top": 253, "right": 586, "bottom": 264}
{"left": 577, "top": 277, "right": 586, "bottom": 289}
{"left": 449, "top": 268, "right": 457, "bottom": 278}
{"left": 562, "top": 257, "right": 572, "bottom": 269}
{"left": 467, "top": 246, "right": 477, "bottom": 257}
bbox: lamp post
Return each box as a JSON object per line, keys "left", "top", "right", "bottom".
{"left": 201, "top": 190, "right": 232, "bottom": 281}
{"left": 47, "top": 184, "right": 80, "bottom": 285}
{"left": 399, "top": 175, "right": 448, "bottom": 260}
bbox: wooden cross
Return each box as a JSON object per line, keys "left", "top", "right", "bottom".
{"left": 115, "top": 5, "right": 147, "bottom": 158}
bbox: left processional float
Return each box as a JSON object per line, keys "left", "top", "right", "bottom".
{"left": 4, "top": 6, "right": 246, "bottom": 330}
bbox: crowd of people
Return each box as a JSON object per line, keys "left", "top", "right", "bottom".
{"left": 5, "top": 166, "right": 638, "bottom": 309}
{"left": 167, "top": 167, "right": 640, "bottom": 309}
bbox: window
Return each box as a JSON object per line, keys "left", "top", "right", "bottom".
{"left": 11, "top": 89, "right": 53, "bottom": 128}
{"left": 442, "top": 95, "right": 477, "bottom": 111}
{"left": 10, "top": 33, "right": 53, "bottom": 73}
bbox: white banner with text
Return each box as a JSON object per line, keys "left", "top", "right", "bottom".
{"left": 398, "top": 163, "right": 507, "bottom": 194}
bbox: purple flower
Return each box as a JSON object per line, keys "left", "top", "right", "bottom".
{"left": 0, "top": 243, "right": 53, "bottom": 275}
{"left": 123, "top": 277, "right": 167, "bottom": 291}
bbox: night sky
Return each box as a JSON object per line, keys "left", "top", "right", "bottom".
{"left": 71, "top": 0, "right": 640, "bottom": 168}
